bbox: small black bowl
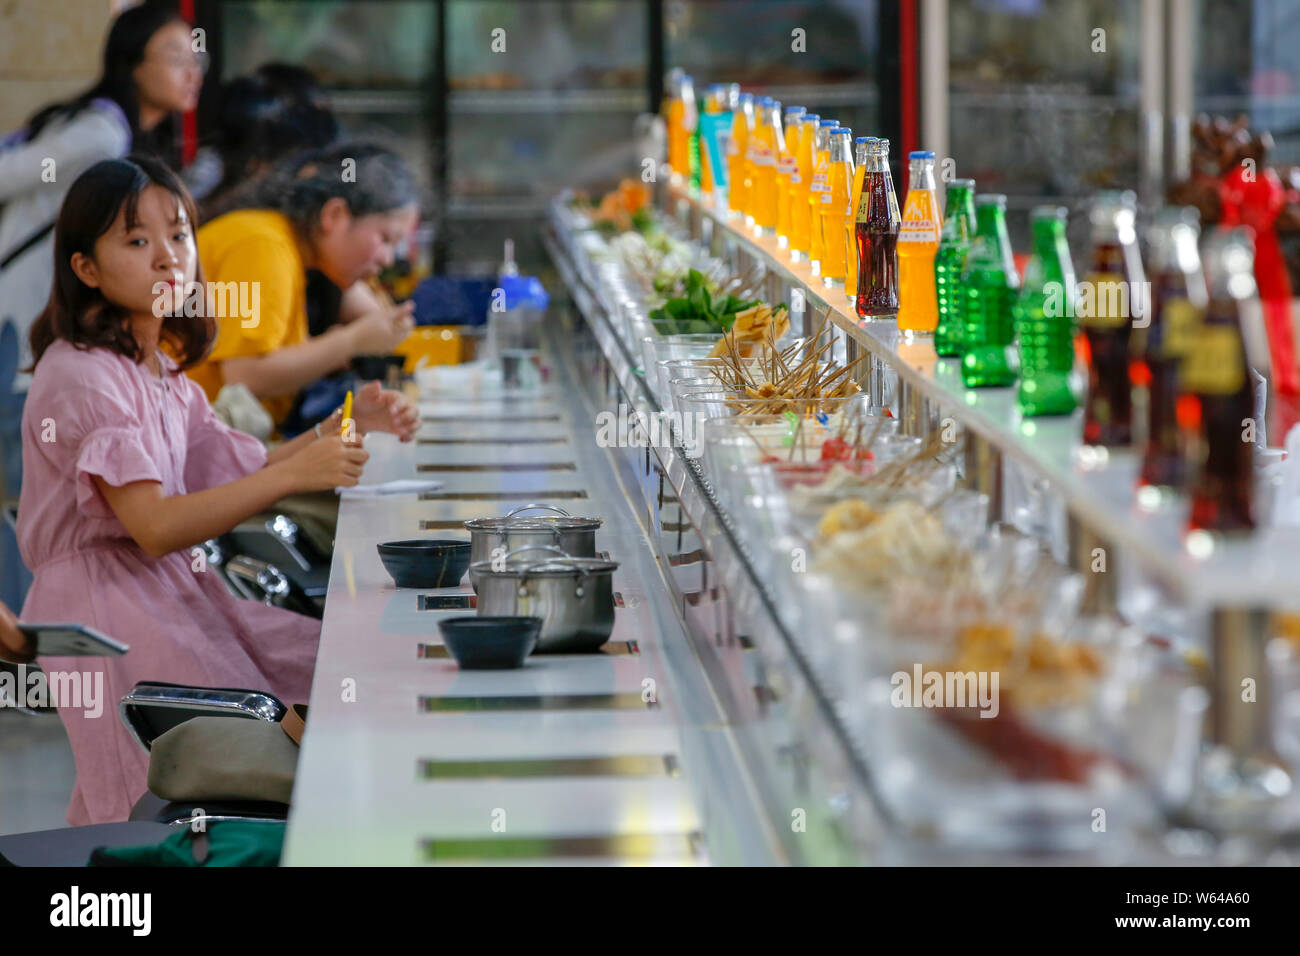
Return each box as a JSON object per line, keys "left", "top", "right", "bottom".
{"left": 438, "top": 616, "right": 541, "bottom": 669}
{"left": 377, "top": 539, "right": 472, "bottom": 588}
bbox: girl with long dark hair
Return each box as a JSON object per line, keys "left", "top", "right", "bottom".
{"left": 17, "top": 156, "right": 374, "bottom": 824}
{"left": 0, "top": 2, "right": 203, "bottom": 375}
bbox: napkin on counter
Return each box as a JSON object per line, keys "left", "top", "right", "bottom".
{"left": 337, "top": 479, "right": 445, "bottom": 498}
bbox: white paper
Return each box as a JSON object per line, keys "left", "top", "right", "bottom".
{"left": 337, "top": 478, "right": 445, "bottom": 498}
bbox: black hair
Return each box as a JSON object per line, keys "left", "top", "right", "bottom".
{"left": 203, "top": 64, "right": 339, "bottom": 213}
{"left": 24, "top": 2, "right": 186, "bottom": 168}
{"left": 245, "top": 142, "right": 419, "bottom": 239}
{"left": 30, "top": 156, "right": 212, "bottom": 370}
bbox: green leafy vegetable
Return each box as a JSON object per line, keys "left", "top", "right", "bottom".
{"left": 648, "top": 269, "right": 760, "bottom": 336}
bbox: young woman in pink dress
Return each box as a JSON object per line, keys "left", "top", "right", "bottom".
{"left": 18, "top": 155, "right": 418, "bottom": 825}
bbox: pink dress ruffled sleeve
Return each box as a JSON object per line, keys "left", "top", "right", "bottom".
{"left": 17, "top": 341, "right": 319, "bottom": 825}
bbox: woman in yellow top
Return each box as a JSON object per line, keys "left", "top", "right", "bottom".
{"left": 190, "top": 143, "right": 417, "bottom": 425}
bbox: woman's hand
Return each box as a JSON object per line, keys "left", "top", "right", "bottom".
{"left": 351, "top": 380, "right": 421, "bottom": 442}
{"left": 283, "top": 434, "right": 370, "bottom": 492}
{"left": 0, "top": 601, "right": 34, "bottom": 664}
{"left": 347, "top": 302, "right": 415, "bottom": 356}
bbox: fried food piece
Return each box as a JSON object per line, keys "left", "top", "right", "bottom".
{"left": 817, "top": 498, "right": 879, "bottom": 539}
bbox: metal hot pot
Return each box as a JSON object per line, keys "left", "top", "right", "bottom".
{"left": 470, "top": 546, "right": 618, "bottom": 653}
{"left": 464, "top": 504, "right": 601, "bottom": 590}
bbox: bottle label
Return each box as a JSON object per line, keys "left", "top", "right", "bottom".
{"left": 898, "top": 219, "right": 939, "bottom": 243}
{"left": 1162, "top": 298, "right": 1202, "bottom": 358}
{"left": 790, "top": 174, "right": 802, "bottom": 184}
{"left": 1182, "top": 326, "right": 1246, "bottom": 395}
{"left": 752, "top": 146, "right": 775, "bottom": 167}
{"left": 1078, "top": 271, "right": 1132, "bottom": 329}
{"left": 777, "top": 156, "right": 797, "bottom": 175}
{"left": 855, "top": 193, "right": 872, "bottom": 222}
{"left": 821, "top": 193, "right": 833, "bottom": 204}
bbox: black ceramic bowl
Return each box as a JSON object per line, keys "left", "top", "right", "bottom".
{"left": 377, "top": 539, "right": 472, "bottom": 588}
{"left": 351, "top": 354, "right": 406, "bottom": 383}
{"left": 438, "top": 616, "right": 541, "bottom": 669}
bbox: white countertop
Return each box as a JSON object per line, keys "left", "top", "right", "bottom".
{"left": 282, "top": 362, "right": 782, "bottom": 865}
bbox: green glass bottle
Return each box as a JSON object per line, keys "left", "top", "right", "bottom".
{"left": 1015, "top": 206, "right": 1078, "bottom": 415}
{"left": 934, "top": 178, "right": 976, "bottom": 357}
{"left": 960, "top": 194, "right": 1019, "bottom": 387}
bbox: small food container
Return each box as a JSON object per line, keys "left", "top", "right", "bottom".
{"left": 437, "top": 616, "right": 541, "bottom": 669}
{"left": 377, "top": 539, "right": 472, "bottom": 588}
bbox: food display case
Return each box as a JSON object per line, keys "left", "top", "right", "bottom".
{"left": 539, "top": 165, "right": 1300, "bottom": 863}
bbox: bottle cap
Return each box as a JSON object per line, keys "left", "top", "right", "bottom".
{"left": 819, "top": 118, "right": 838, "bottom": 127}
{"left": 909, "top": 150, "right": 936, "bottom": 159}
{"left": 975, "top": 193, "right": 1008, "bottom": 207}
{"left": 803, "top": 113, "right": 820, "bottom": 124}
{"left": 948, "top": 178, "right": 975, "bottom": 189}
{"left": 785, "top": 105, "right": 806, "bottom": 115}
{"left": 856, "top": 136, "right": 877, "bottom": 144}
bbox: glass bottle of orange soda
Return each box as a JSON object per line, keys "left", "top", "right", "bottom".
{"left": 788, "top": 112, "right": 819, "bottom": 261}
{"left": 750, "top": 98, "right": 783, "bottom": 234}
{"left": 776, "top": 105, "right": 805, "bottom": 248}
{"left": 807, "top": 117, "right": 838, "bottom": 276}
{"left": 663, "top": 69, "right": 686, "bottom": 179}
{"left": 897, "top": 150, "right": 942, "bottom": 333}
{"left": 728, "top": 93, "right": 754, "bottom": 222}
{"left": 820, "top": 128, "right": 854, "bottom": 287}
{"left": 845, "top": 136, "right": 874, "bottom": 301}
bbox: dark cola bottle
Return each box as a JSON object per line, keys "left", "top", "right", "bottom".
{"left": 1079, "top": 191, "right": 1145, "bottom": 448}
{"left": 1135, "top": 207, "right": 1206, "bottom": 494}
{"left": 1183, "top": 227, "right": 1260, "bottom": 533}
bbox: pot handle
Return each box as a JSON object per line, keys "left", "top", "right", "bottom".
{"left": 504, "top": 503, "right": 572, "bottom": 520}
{"left": 501, "top": 545, "right": 572, "bottom": 563}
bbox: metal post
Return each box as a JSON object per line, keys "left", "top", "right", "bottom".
{"left": 1183, "top": 607, "right": 1293, "bottom": 835}
{"left": 1066, "top": 512, "right": 1117, "bottom": 616}
{"left": 962, "top": 433, "right": 1002, "bottom": 526}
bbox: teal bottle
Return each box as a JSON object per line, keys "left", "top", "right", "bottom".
{"left": 1015, "top": 206, "right": 1078, "bottom": 415}
{"left": 960, "top": 194, "right": 1019, "bottom": 387}
{"left": 934, "top": 178, "right": 976, "bottom": 357}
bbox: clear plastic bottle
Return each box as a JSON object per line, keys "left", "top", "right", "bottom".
{"left": 897, "top": 150, "right": 942, "bottom": 333}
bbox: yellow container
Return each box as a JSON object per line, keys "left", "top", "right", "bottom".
{"left": 395, "top": 326, "right": 464, "bottom": 372}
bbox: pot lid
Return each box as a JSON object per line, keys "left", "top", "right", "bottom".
{"left": 464, "top": 515, "right": 602, "bottom": 532}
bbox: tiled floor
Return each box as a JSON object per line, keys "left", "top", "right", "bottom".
{"left": 0, "top": 709, "right": 76, "bottom": 835}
